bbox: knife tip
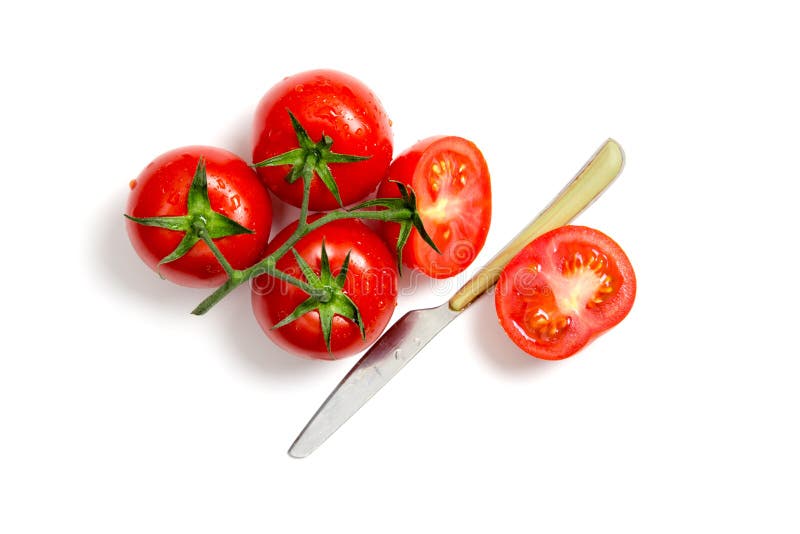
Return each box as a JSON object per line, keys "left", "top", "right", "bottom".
{"left": 287, "top": 440, "right": 313, "bottom": 459}
{"left": 287, "top": 448, "right": 307, "bottom": 459}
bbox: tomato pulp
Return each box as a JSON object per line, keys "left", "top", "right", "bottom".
{"left": 377, "top": 136, "right": 491, "bottom": 278}
{"left": 495, "top": 226, "right": 636, "bottom": 360}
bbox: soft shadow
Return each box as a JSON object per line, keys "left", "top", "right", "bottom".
{"left": 267, "top": 196, "right": 301, "bottom": 237}
{"left": 468, "top": 292, "right": 556, "bottom": 377}
{"left": 217, "top": 109, "right": 252, "bottom": 161}
{"left": 94, "top": 189, "right": 209, "bottom": 311}
{"left": 398, "top": 269, "right": 436, "bottom": 298}
{"left": 217, "top": 285, "right": 340, "bottom": 380}
{"left": 397, "top": 269, "right": 464, "bottom": 304}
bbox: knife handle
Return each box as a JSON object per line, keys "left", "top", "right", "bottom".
{"left": 448, "top": 138, "right": 625, "bottom": 312}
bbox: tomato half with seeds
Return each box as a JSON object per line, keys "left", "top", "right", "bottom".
{"left": 251, "top": 218, "right": 398, "bottom": 360}
{"left": 126, "top": 146, "right": 272, "bottom": 288}
{"left": 252, "top": 69, "right": 393, "bottom": 211}
{"left": 495, "top": 226, "right": 636, "bottom": 360}
{"left": 377, "top": 136, "right": 491, "bottom": 278}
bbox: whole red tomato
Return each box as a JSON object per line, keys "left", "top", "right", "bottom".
{"left": 252, "top": 69, "right": 393, "bottom": 211}
{"left": 377, "top": 136, "right": 491, "bottom": 278}
{"left": 495, "top": 226, "right": 636, "bottom": 360}
{"left": 251, "top": 218, "right": 398, "bottom": 359}
{"left": 126, "top": 146, "right": 272, "bottom": 288}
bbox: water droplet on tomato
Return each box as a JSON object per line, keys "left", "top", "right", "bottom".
{"left": 231, "top": 195, "right": 241, "bottom": 208}
{"left": 316, "top": 106, "right": 337, "bottom": 120}
{"left": 388, "top": 118, "right": 393, "bottom": 127}
{"left": 294, "top": 84, "right": 304, "bottom": 93}
{"left": 393, "top": 349, "right": 401, "bottom": 360}
{"left": 129, "top": 179, "right": 137, "bottom": 190}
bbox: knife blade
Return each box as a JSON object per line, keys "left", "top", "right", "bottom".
{"left": 288, "top": 138, "right": 625, "bottom": 458}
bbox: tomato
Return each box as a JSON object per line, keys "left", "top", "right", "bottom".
{"left": 251, "top": 218, "right": 398, "bottom": 359}
{"left": 494, "top": 226, "right": 636, "bottom": 360}
{"left": 377, "top": 136, "right": 491, "bottom": 278}
{"left": 126, "top": 146, "right": 272, "bottom": 288}
{"left": 252, "top": 69, "right": 393, "bottom": 211}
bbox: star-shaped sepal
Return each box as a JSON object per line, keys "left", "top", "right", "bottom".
{"left": 252, "top": 110, "right": 369, "bottom": 207}
{"left": 125, "top": 158, "right": 253, "bottom": 275}
{"left": 349, "top": 180, "right": 440, "bottom": 273}
{"left": 272, "top": 240, "right": 365, "bottom": 353}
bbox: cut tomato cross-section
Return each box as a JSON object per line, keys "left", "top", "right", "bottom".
{"left": 378, "top": 136, "right": 491, "bottom": 279}
{"left": 495, "top": 225, "right": 636, "bottom": 360}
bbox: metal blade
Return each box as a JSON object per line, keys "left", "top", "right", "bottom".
{"left": 288, "top": 302, "right": 459, "bottom": 458}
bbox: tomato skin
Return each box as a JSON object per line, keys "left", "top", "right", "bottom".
{"left": 251, "top": 218, "right": 398, "bottom": 360}
{"left": 126, "top": 146, "right": 272, "bottom": 288}
{"left": 252, "top": 69, "right": 393, "bottom": 211}
{"left": 495, "top": 226, "right": 636, "bottom": 360}
{"left": 377, "top": 136, "right": 491, "bottom": 278}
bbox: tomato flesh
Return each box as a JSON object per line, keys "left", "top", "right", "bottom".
{"left": 378, "top": 136, "right": 491, "bottom": 278}
{"left": 495, "top": 226, "right": 635, "bottom": 360}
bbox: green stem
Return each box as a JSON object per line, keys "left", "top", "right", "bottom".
{"left": 191, "top": 204, "right": 413, "bottom": 315}
{"left": 331, "top": 209, "right": 414, "bottom": 223}
{"left": 262, "top": 264, "right": 318, "bottom": 295}
{"left": 192, "top": 278, "right": 239, "bottom": 315}
{"left": 197, "top": 226, "right": 235, "bottom": 278}
{"left": 191, "top": 260, "right": 314, "bottom": 315}
{"left": 297, "top": 168, "right": 314, "bottom": 231}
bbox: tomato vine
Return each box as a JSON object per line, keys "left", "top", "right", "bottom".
{"left": 127, "top": 111, "right": 439, "bottom": 349}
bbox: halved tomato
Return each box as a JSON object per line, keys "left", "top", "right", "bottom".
{"left": 377, "top": 136, "right": 491, "bottom": 279}
{"left": 495, "top": 226, "right": 636, "bottom": 360}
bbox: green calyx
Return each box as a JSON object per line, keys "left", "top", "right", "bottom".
{"left": 272, "top": 240, "right": 365, "bottom": 353}
{"left": 252, "top": 110, "right": 369, "bottom": 207}
{"left": 125, "top": 158, "right": 253, "bottom": 275}
{"left": 349, "top": 180, "right": 440, "bottom": 273}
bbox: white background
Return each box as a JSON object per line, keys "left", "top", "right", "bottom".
{"left": 2, "top": 1, "right": 798, "bottom": 532}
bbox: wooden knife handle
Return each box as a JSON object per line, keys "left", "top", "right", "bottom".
{"left": 448, "top": 139, "right": 625, "bottom": 312}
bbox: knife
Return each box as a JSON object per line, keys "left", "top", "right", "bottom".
{"left": 288, "top": 138, "right": 625, "bottom": 458}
